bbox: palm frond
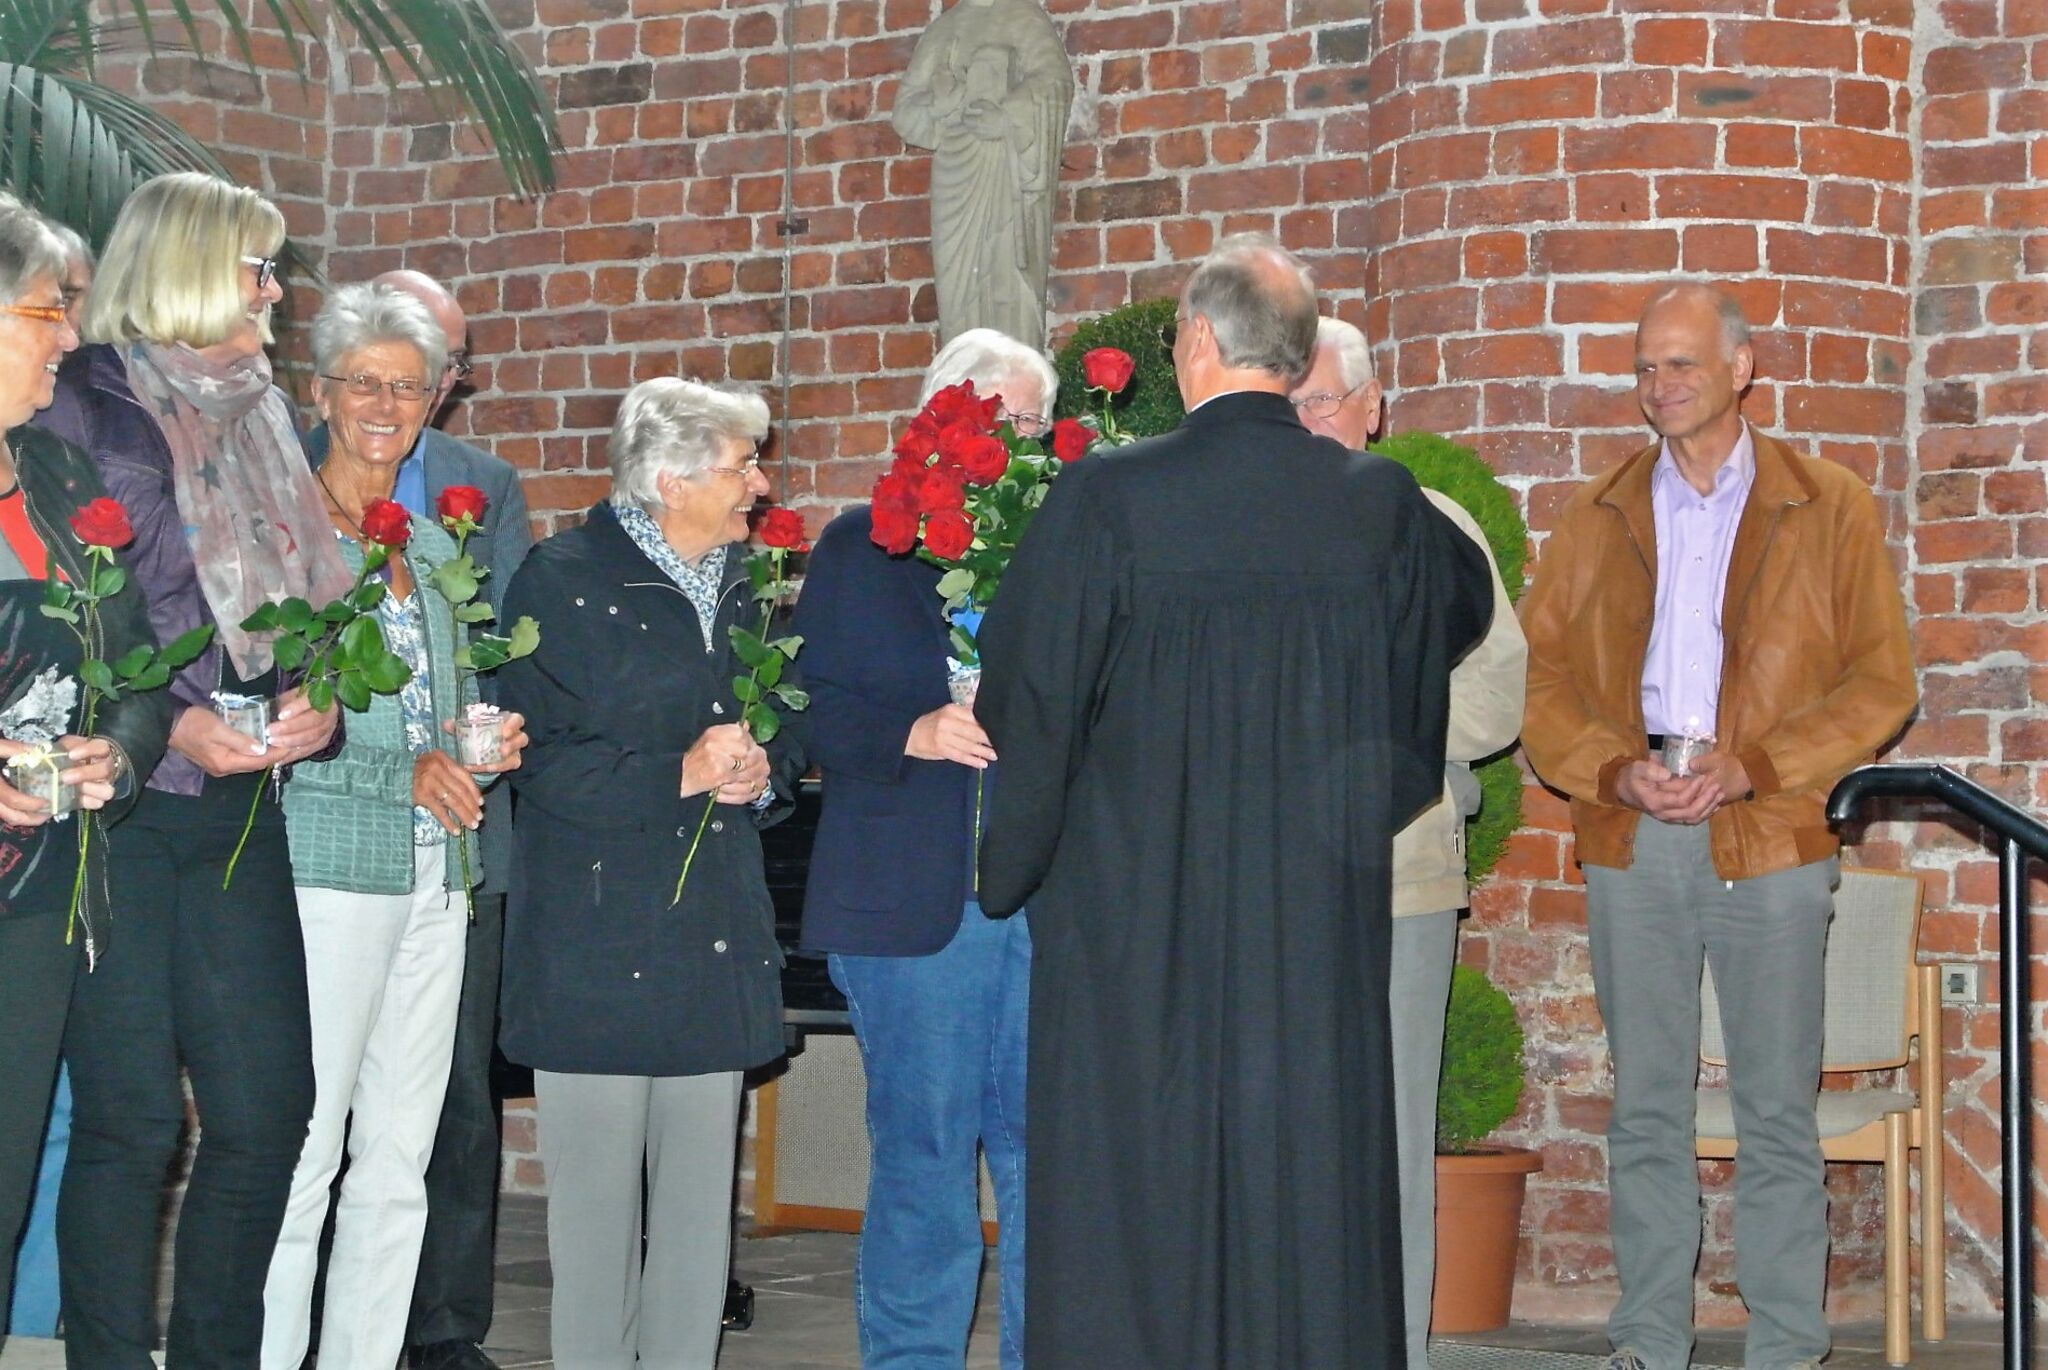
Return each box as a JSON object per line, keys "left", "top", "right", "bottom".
{"left": 0, "top": 61, "right": 233, "bottom": 243}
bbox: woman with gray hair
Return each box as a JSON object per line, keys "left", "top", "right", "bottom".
{"left": 0, "top": 194, "right": 173, "bottom": 1330}
{"left": 257, "top": 282, "right": 528, "bottom": 1369}
{"left": 789, "top": 330, "right": 1058, "bottom": 1369}
{"left": 496, "top": 375, "right": 805, "bottom": 1369}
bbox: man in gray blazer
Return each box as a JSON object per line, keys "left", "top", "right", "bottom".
{"left": 306, "top": 269, "right": 532, "bottom": 1370}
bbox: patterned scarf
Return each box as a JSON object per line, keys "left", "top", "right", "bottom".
{"left": 614, "top": 504, "right": 728, "bottom": 652}
{"left": 122, "top": 342, "right": 354, "bottom": 676}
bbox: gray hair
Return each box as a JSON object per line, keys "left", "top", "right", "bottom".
{"left": 0, "top": 194, "right": 67, "bottom": 305}
{"left": 1643, "top": 281, "right": 1752, "bottom": 357}
{"left": 608, "top": 376, "right": 771, "bottom": 511}
{"left": 1182, "top": 232, "right": 1319, "bottom": 380}
{"left": 44, "top": 219, "right": 92, "bottom": 272}
{"left": 1315, "top": 316, "right": 1374, "bottom": 390}
{"left": 310, "top": 282, "right": 448, "bottom": 380}
{"left": 919, "top": 327, "right": 1059, "bottom": 412}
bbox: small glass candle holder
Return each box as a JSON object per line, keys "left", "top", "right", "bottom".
{"left": 947, "top": 664, "right": 981, "bottom": 709}
{"left": 7, "top": 750, "right": 79, "bottom": 817}
{"left": 455, "top": 711, "right": 504, "bottom": 767}
{"left": 214, "top": 694, "right": 272, "bottom": 747}
{"left": 1661, "top": 731, "right": 1713, "bottom": 778}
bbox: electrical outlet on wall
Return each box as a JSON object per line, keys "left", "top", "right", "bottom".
{"left": 1938, "top": 963, "right": 1981, "bottom": 1005}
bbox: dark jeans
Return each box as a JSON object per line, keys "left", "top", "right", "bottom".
{"left": 407, "top": 891, "right": 506, "bottom": 1348}
{"left": 0, "top": 905, "right": 77, "bottom": 1340}
{"left": 60, "top": 776, "right": 315, "bottom": 1369}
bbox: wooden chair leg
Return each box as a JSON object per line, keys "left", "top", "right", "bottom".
{"left": 1886, "top": 1110, "right": 1911, "bottom": 1365}
{"left": 1921, "top": 1109, "right": 1946, "bottom": 1341}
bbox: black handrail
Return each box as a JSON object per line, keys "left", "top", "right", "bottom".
{"left": 1828, "top": 764, "right": 2038, "bottom": 1369}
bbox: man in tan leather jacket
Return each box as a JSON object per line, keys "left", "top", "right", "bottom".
{"left": 1293, "top": 317, "right": 1527, "bottom": 1370}
{"left": 1519, "top": 284, "right": 1916, "bottom": 1370}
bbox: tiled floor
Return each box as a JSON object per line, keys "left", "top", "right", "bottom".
{"left": 0, "top": 1195, "right": 2010, "bottom": 1367}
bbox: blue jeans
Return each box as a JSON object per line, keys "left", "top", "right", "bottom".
{"left": 829, "top": 903, "right": 1029, "bottom": 1370}
{"left": 9, "top": 1065, "right": 69, "bottom": 1335}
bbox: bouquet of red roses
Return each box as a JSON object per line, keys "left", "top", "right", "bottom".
{"left": 868, "top": 378, "right": 1095, "bottom": 668}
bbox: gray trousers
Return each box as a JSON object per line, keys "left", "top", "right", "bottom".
{"left": 1390, "top": 910, "right": 1458, "bottom": 1370}
{"left": 1584, "top": 817, "right": 1836, "bottom": 1370}
{"left": 535, "top": 1069, "right": 744, "bottom": 1370}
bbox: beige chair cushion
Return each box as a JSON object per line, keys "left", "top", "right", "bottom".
{"left": 1695, "top": 1086, "right": 1914, "bottom": 1141}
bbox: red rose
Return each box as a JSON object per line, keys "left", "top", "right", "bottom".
{"left": 890, "top": 451, "right": 929, "bottom": 482}
{"left": 1082, "top": 347, "right": 1136, "bottom": 394}
{"left": 758, "top": 507, "right": 809, "bottom": 550}
{"left": 916, "top": 465, "right": 967, "bottom": 515}
{"left": 954, "top": 434, "right": 1009, "bottom": 484}
{"left": 69, "top": 498, "right": 134, "bottom": 550}
{"left": 360, "top": 497, "right": 413, "bottom": 550}
{"left": 894, "top": 422, "right": 940, "bottom": 464}
{"left": 924, "top": 381, "right": 1001, "bottom": 435}
{"left": 435, "top": 484, "right": 488, "bottom": 528}
{"left": 1049, "top": 417, "right": 1093, "bottom": 463}
{"left": 921, "top": 509, "right": 973, "bottom": 560}
{"left": 870, "top": 502, "right": 920, "bottom": 555}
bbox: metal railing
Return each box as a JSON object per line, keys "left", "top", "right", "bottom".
{"left": 1828, "top": 764, "right": 2048, "bottom": 1370}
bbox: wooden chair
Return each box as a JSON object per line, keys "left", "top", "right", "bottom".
{"left": 1695, "top": 867, "right": 1945, "bottom": 1367}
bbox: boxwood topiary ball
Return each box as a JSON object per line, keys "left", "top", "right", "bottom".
{"left": 1051, "top": 297, "right": 1184, "bottom": 439}
{"left": 1436, "top": 963, "right": 1527, "bottom": 1153}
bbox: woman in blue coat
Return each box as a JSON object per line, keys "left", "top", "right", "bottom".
{"left": 794, "top": 329, "right": 1057, "bottom": 1369}
{"left": 496, "top": 376, "right": 804, "bottom": 1370}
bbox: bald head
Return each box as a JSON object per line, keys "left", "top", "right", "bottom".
{"left": 1634, "top": 281, "right": 1754, "bottom": 458}
{"left": 1181, "top": 234, "right": 1318, "bottom": 379}
{"left": 1639, "top": 282, "right": 1749, "bottom": 361}
{"left": 372, "top": 269, "right": 466, "bottom": 354}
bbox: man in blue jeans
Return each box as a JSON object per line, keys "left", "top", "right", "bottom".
{"left": 9, "top": 1068, "right": 68, "bottom": 1337}
{"left": 793, "top": 329, "right": 1057, "bottom": 1368}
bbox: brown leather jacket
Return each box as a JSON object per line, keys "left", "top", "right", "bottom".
{"left": 1520, "top": 428, "right": 1917, "bottom": 881}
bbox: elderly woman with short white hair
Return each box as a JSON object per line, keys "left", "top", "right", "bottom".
{"left": 257, "top": 282, "right": 528, "bottom": 1370}
{"left": 496, "top": 375, "right": 806, "bottom": 1370}
{"left": 790, "top": 327, "right": 1057, "bottom": 1369}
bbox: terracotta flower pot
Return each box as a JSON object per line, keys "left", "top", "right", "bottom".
{"left": 1430, "top": 1144, "right": 1543, "bottom": 1334}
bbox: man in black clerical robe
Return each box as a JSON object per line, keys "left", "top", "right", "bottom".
{"left": 973, "top": 234, "right": 1495, "bottom": 1369}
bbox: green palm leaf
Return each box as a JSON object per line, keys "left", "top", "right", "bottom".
{"left": 0, "top": 0, "right": 556, "bottom": 241}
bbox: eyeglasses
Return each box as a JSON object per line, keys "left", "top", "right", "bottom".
{"left": 998, "top": 406, "right": 1048, "bottom": 438}
{"left": 2, "top": 303, "right": 67, "bottom": 325}
{"left": 241, "top": 255, "right": 279, "bottom": 290}
{"left": 703, "top": 455, "right": 764, "bottom": 479}
{"left": 321, "top": 373, "right": 432, "bottom": 404}
{"left": 1292, "top": 383, "right": 1368, "bottom": 421}
{"left": 444, "top": 349, "right": 474, "bottom": 381}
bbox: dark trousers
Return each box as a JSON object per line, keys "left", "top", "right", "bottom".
{"left": 0, "top": 906, "right": 77, "bottom": 1337}
{"left": 406, "top": 891, "right": 506, "bottom": 1347}
{"left": 59, "top": 777, "right": 315, "bottom": 1369}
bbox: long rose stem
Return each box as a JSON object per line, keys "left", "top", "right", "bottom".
{"left": 222, "top": 764, "right": 273, "bottom": 889}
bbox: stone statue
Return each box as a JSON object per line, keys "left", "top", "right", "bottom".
{"left": 892, "top": 0, "right": 1074, "bottom": 352}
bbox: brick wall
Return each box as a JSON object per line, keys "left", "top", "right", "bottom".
{"left": 117, "top": 0, "right": 2044, "bottom": 1327}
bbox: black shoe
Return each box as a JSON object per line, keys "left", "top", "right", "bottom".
{"left": 407, "top": 1341, "right": 501, "bottom": 1370}
{"left": 723, "top": 1277, "right": 755, "bottom": 1331}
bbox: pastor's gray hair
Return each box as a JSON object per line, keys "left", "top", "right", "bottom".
{"left": 310, "top": 283, "right": 448, "bottom": 381}
{"left": 1315, "top": 316, "right": 1373, "bottom": 391}
{"left": 1643, "top": 281, "right": 1752, "bottom": 358}
{"left": 0, "top": 194, "right": 67, "bottom": 306}
{"left": 43, "top": 219, "right": 92, "bottom": 273}
{"left": 608, "top": 376, "right": 771, "bottom": 511}
{"left": 1182, "top": 232, "right": 1319, "bottom": 380}
{"left": 919, "top": 327, "right": 1059, "bottom": 413}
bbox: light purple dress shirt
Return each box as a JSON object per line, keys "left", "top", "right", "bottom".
{"left": 1640, "top": 424, "right": 1756, "bottom": 738}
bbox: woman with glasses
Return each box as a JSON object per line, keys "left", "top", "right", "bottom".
{"left": 35, "top": 171, "right": 347, "bottom": 1367}
{"left": 790, "top": 328, "right": 1056, "bottom": 1370}
{"left": 0, "top": 194, "right": 174, "bottom": 1331}
{"left": 257, "top": 283, "right": 528, "bottom": 1370}
{"left": 496, "top": 376, "right": 804, "bottom": 1369}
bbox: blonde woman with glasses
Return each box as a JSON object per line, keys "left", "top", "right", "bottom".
{"left": 35, "top": 171, "right": 348, "bottom": 1368}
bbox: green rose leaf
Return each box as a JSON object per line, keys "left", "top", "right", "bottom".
{"left": 79, "top": 658, "right": 115, "bottom": 695}
{"left": 38, "top": 605, "right": 79, "bottom": 624}
{"left": 129, "top": 663, "right": 170, "bottom": 692}
{"left": 729, "top": 628, "right": 774, "bottom": 671}
{"left": 732, "top": 674, "right": 761, "bottom": 704}
{"left": 306, "top": 676, "right": 336, "bottom": 712}
{"left": 771, "top": 684, "right": 810, "bottom": 710}
{"left": 279, "top": 598, "right": 316, "bottom": 635}
{"left": 241, "top": 601, "right": 282, "bottom": 632}
{"left": 335, "top": 670, "right": 373, "bottom": 713}
{"left": 112, "top": 644, "right": 155, "bottom": 679}
{"left": 97, "top": 566, "right": 128, "bottom": 598}
{"left": 319, "top": 599, "right": 355, "bottom": 624}
{"left": 359, "top": 651, "right": 412, "bottom": 695}
{"left": 339, "top": 615, "right": 383, "bottom": 665}
{"left": 505, "top": 616, "right": 540, "bottom": 660}
{"left": 428, "top": 558, "right": 480, "bottom": 607}
{"left": 775, "top": 633, "right": 803, "bottom": 659}
{"left": 272, "top": 634, "right": 308, "bottom": 672}
{"left": 466, "top": 638, "right": 511, "bottom": 673}
{"left": 454, "top": 602, "right": 496, "bottom": 624}
{"left": 161, "top": 625, "right": 215, "bottom": 668}
{"left": 749, "top": 706, "right": 781, "bottom": 744}
{"left": 934, "top": 567, "right": 976, "bottom": 601}
{"left": 755, "top": 651, "right": 783, "bottom": 690}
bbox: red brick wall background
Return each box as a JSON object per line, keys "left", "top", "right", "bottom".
{"left": 117, "top": 0, "right": 2045, "bottom": 1326}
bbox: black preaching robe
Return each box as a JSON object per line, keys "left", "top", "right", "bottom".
{"left": 974, "top": 390, "right": 1493, "bottom": 1369}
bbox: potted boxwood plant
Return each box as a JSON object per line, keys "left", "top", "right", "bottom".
{"left": 1431, "top": 964, "right": 1542, "bottom": 1333}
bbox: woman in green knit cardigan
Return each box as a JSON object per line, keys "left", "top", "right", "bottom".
{"left": 260, "top": 284, "right": 528, "bottom": 1368}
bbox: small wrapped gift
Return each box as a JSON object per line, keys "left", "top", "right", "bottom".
{"left": 1661, "top": 731, "right": 1713, "bottom": 778}
{"left": 212, "top": 691, "right": 273, "bottom": 747}
{"left": 7, "top": 745, "right": 78, "bottom": 818}
{"left": 454, "top": 702, "right": 504, "bottom": 767}
{"left": 946, "top": 661, "right": 981, "bottom": 709}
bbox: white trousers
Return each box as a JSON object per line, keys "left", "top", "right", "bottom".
{"left": 260, "top": 842, "right": 468, "bottom": 1370}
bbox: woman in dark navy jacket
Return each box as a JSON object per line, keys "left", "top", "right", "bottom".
{"left": 794, "top": 329, "right": 1056, "bottom": 1370}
